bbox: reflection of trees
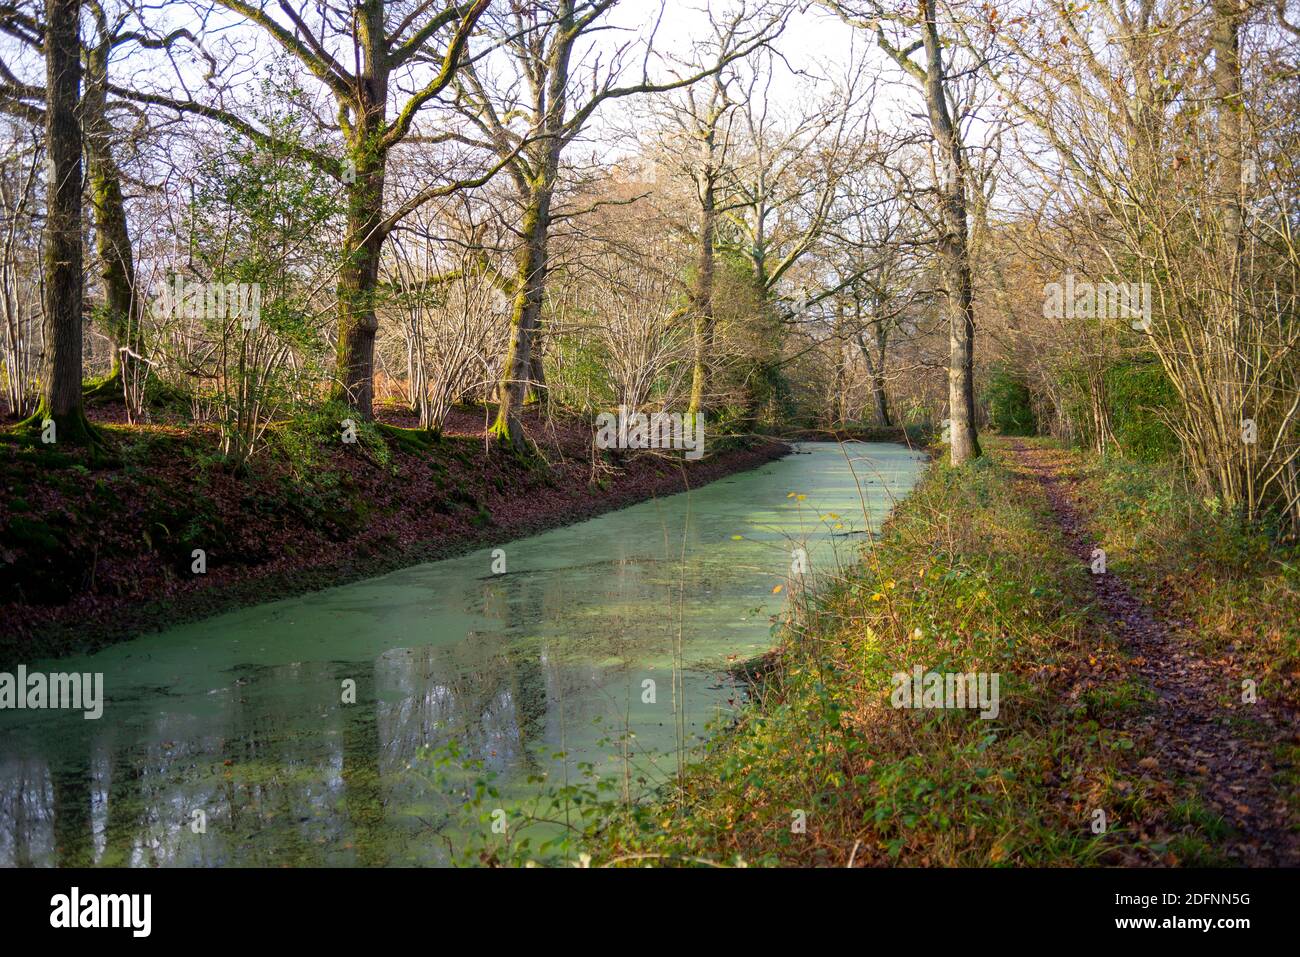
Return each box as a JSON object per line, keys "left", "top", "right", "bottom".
{"left": 94, "top": 661, "right": 390, "bottom": 868}
{"left": 0, "top": 759, "right": 41, "bottom": 866}
{"left": 2, "top": 732, "right": 159, "bottom": 866}
{"left": 51, "top": 751, "right": 93, "bottom": 867}
{"left": 507, "top": 647, "right": 547, "bottom": 761}
{"left": 370, "top": 570, "right": 582, "bottom": 785}
{"left": 506, "top": 574, "right": 550, "bottom": 775}
{"left": 100, "top": 736, "right": 144, "bottom": 866}
{"left": 340, "top": 658, "right": 387, "bottom": 867}
{"left": 213, "top": 671, "right": 333, "bottom": 867}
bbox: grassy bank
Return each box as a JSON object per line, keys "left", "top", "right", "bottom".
{"left": 591, "top": 439, "right": 1238, "bottom": 866}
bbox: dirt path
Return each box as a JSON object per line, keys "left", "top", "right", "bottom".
{"left": 1004, "top": 441, "right": 1299, "bottom": 867}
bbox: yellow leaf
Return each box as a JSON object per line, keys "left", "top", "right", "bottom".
{"left": 772, "top": 584, "right": 783, "bottom": 594}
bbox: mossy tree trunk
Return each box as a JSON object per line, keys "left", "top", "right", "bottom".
{"left": 488, "top": 1, "right": 573, "bottom": 452}
{"left": 845, "top": 0, "right": 980, "bottom": 463}
{"left": 479, "top": 0, "right": 763, "bottom": 450}
{"left": 36, "top": 0, "right": 93, "bottom": 444}
{"left": 84, "top": 30, "right": 144, "bottom": 393}
{"left": 332, "top": 126, "right": 388, "bottom": 419}
{"left": 119, "top": 0, "right": 493, "bottom": 422}
{"left": 491, "top": 190, "right": 552, "bottom": 450}
{"left": 328, "top": 0, "right": 390, "bottom": 420}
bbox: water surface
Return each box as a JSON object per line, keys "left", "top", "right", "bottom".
{"left": 0, "top": 442, "right": 924, "bottom": 866}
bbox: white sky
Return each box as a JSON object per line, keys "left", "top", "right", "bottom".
{"left": 0, "top": 1, "right": 927, "bottom": 150}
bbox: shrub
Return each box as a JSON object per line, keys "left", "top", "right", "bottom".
{"left": 986, "top": 367, "right": 1037, "bottom": 435}
{"left": 1102, "top": 358, "right": 1179, "bottom": 462}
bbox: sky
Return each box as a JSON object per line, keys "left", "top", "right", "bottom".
{"left": 0, "top": 1, "right": 925, "bottom": 156}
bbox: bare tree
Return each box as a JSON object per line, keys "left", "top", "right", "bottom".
{"left": 983, "top": 0, "right": 1300, "bottom": 524}
{"left": 454, "top": 0, "right": 783, "bottom": 451}
{"left": 825, "top": 0, "right": 982, "bottom": 463}
{"left": 637, "top": 6, "right": 760, "bottom": 421}
{"left": 0, "top": 124, "right": 41, "bottom": 418}
{"left": 384, "top": 232, "right": 501, "bottom": 432}
{"left": 117, "top": 0, "right": 503, "bottom": 419}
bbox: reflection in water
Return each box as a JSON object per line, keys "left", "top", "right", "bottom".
{"left": 0, "top": 442, "right": 923, "bottom": 866}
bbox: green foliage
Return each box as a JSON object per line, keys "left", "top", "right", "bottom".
{"left": 547, "top": 332, "right": 616, "bottom": 414}
{"left": 267, "top": 399, "right": 391, "bottom": 479}
{"left": 985, "top": 367, "right": 1037, "bottom": 435}
{"left": 703, "top": 404, "right": 748, "bottom": 438}
{"left": 172, "top": 59, "right": 345, "bottom": 465}
{"left": 189, "top": 93, "right": 341, "bottom": 346}
{"left": 738, "top": 355, "right": 799, "bottom": 429}
{"left": 1102, "top": 359, "right": 1179, "bottom": 462}
{"left": 415, "top": 729, "right": 627, "bottom": 867}
{"left": 1047, "top": 356, "right": 1178, "bottom": 461}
